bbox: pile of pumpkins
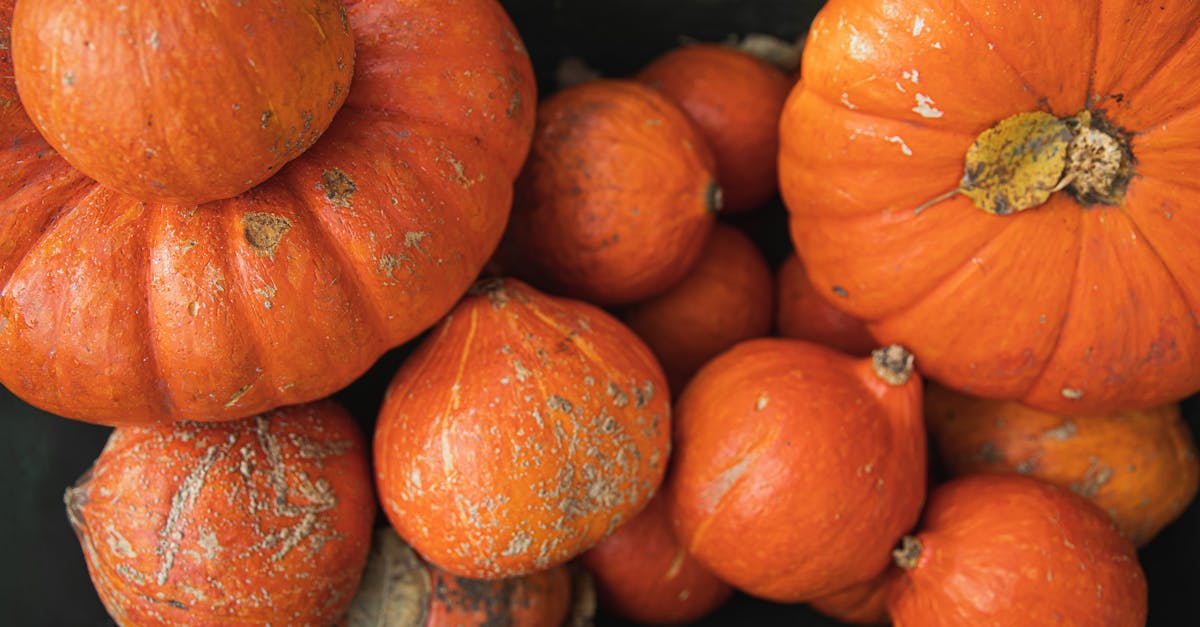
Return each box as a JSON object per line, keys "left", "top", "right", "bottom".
{"left": 2, "top": 0, "right": 1198, "bottom": 625}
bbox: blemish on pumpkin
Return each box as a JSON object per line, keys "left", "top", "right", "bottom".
{"left": 1070, "top": 460, "right": 1113, "bottom": 498}
{"left": 242, "top": 212, "right": 292, "bottom": 259}
{"left": 832, "top": 285, "right": 848, "bottom": 297}
{"left": 1042, "top": 420, "right": 1078, "bottom": 441}
{"left": 224, "top": 383, "right": 254, "bottom": 409}
{"left": 1061, "top": 387, "right": 1084, "bottom": 400}
{"left": 632, "top": 381, "right": 655, "bottom": 409}
{"left": 320, "top": 168, "right": 357, "bottom": 207}
{"left": 405, "top": 231, "right": 430, "bottom": 252}
{"left": 755, "top": 393, "right": 769, "bottom": 411}
{"left": 156, "top": 441, "right": 232, "bottom": 586}
{"left": 187, "top": 301, "right": 199, "bottom": 316}
{"left": 260, "top": 110, "right": 272, "bottom": 128}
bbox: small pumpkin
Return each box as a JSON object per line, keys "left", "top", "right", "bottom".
{"left": 347, "top": 527, "right": 586, "bottom": 627}
{"left": 373, "top": 278, "right": 671, "bottom": 579}
{"left": 808, "top": 572, "right": 893, "bottom": 626}
{"left": 666, "top": 340, "right": 925, "bottom": 602}
{"left": 579, "top": 492, "right": 733, "bottom": 625}
{"left": 775, "top": 252, "right": 876, "bottom": 357}
{"left": 0, "top": 0, "right": 536, "bottom": 425}
{"left": 780, "top": 0, "right": 1200, "bottom": 413}
{"left": 498, "top": 78, "right": 720, "bottom": 306}
{"left": 889, "top": 474, "right": 1148, "bottom": 626}
{"left": 619, "top": 223, "right": 774, "bottom": 394}
{"left": 925, "top": 383, "right": 1200, "bottom": 547}
{"left": 65, "top": 400, "right": 375, "bottom": 626}
{"left": 636, "top": 43, "right": 790, "bottom": 213}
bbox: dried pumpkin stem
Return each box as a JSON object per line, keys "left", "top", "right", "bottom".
{"left": 892, "top": 535, "right": 923, "bottom": 570}
{"left": 871, "top": 345, "right": 915, "bottom": 386}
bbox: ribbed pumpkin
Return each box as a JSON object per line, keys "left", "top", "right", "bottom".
{"left": 925, "top": 383, "right": 1200, "bottom": 547}
{"left": 889, "top": 474, "right": 1148, "bottom": 626}
{"left": 666, "top": 340, "right": 925, "bottom": 602}
{"left": 775, "top": 252, "right": 876, "bottom": 357}
{"left": 65, "top": 400, "right": 376, "bottom": 626}
{"left": 498, "top": 79, "right": 720, "bottom": 306}
{"left": 619, "top": 224, "right": 773, "bottom": 394}
{"left": 374, "top": 278, "right": 671, "bottom": 579}
{"left": 780, "top": 0, "right": 1200, "bottom": 413}
{"left": 0, "top": 0, "right": 536, "bottom": 425}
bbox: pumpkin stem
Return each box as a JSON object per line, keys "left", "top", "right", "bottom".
{"left": 892, "top": 535, "right": 923, "bottom": 570}
{"left": 871, "top": 345, "right": 914, "bottom": 386}
{"left": 733, "top": 33, "right": 804, "bottom": 74}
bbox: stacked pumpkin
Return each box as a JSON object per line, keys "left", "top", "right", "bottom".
{"left": 3, "top": 0, "right": 1199, "bottom": 625}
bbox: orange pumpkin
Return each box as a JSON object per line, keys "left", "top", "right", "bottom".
{"left": 925, "top": 383, "right": 1200, "bottom": 547}
{"left": 889, "top": 474, "right": 1148, "bottom": 626}
{"left": 65, "top": 400, "right": 375, "bottom": 626}
{"left": 636, "top": 43, "right": 790, "bottom": 213}
{"left": 0, "top": 0, "right": 536, "bottom": 425}
{"left": 498, "top": 79, "right": 720, "bottom": 306}
{"left": 347, "top": 527, "right": 580, "bottom": 627}
{"left": 374, "top": 278, "right": 671, "bottom": 579}
{"left": 779, "top": 0, "right": 1200, "bottom": 413}
{"left": 666, "top": 340, "right": 925, "bottom": 602}
{"left": 775, "top": 252, "right": 876, "bottom": 357}
{"left": 619, "top": 224, "right": 774, "bottom": 394}
{"left": 809, "top": 572, "right": 893, "bottom": 626}
{"left": 579, "top": 492, "right": 733, "bottom": 625}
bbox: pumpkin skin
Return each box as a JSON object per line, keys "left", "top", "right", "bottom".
{"left": 666, "top": 339, "right": 926, "bottom": 602}
{"left": 499, "top": 79, "right": 720, "bottom": 306}
{"left": 579, "top": 492, "right": 733, "bottom": 625}
{"left": 889, "top": 474, "right": 1148, "bottom": 627}
{"left": 619, "top": 224, "right": 773, "bottom": 394}
{"left": 775, "top": 252, "right": 876, "bottom": 357}
{"left": 0, "top": 0, "right": 536, "bottom": 425}
{"left": 808, "top": 572, "right": 894, "bottom": 626}
{"left": 779, "top": 0, "right": 1200, "bottom": 414}
{"left": 636, "top": 43, "right": 790, "bottom": 213}
{"left": 12, "top": 0, "right": 356, "bottom": 205}
{"left": 65, "top": 400, "right": 376, "bottom": 626}
{"left": 347, "top": 527, "right": 578, "bottom": 627}
{"left": 924, "top": 383, "right": 1200, "bottom": 547}
{"left": 373, "top": 278, "right": 671, "bottom": 579}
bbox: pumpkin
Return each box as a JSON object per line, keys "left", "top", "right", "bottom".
{"left": 64, "top": 400, "right": 375, "bottom": 626}
{"left": 779, "top": 0, "right": 1200, "bottom": 414}
{"left": 0, "top": 0, "right": 536, "bottom": 425}
{"left": 925, "top": 383, "right": 1200, "bottom": 547}
{"left": 12, "top": 0, "right": 355, "bottom": 205}
{"left": 578, "top": 492, "right": 733, "bottom": 625}
{"left": 373, "top": 278, "right": 671, "bottom": 579}
{"left": 889, "top": 474, "right": 1148, "bottom": 626}
{"left": 666, "top": 340, "right": 925, "bottom": 602}
{"left": 347, "top": 527, "right": 584, "bottom": 627}
{"left": 619, "top": 223, "right": 773, "bottom": 394}
{"left": 497, "top": 78, "right": 720, "bottom": 306}
{"left": 808, "top": 572, "right": 893, "bottom": 626}
{"left": 775, "top": 252, "right": 876, "bottom": 357}
{"left": 636, "top": 42, "right": 791, "bottom": 213}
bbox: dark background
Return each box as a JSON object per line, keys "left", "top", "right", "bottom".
{"left": 3, "top": 1, "right": 1197, "bottom": 625}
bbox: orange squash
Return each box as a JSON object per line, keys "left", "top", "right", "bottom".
{"left": 373, "top": 278, "right": 671, "bottom": 579}
{"left": 636, "top": 43, "right": 790, "bottom": 213}
{"left": 925, "top": 383, "right": 1200, "bottom": 547}
{"left": 0, "top": 0, "right": 536, "bottom": 425}
{"left": 499, "top": 79, "right": 720, "bottom": 306}
{"left": 775, "top": 252, "right": 876, "bottom": 357}
{"left": 666, "top": 340, "right": 925, "bottom": 602}
{"left": 779, "top": 0, "right": 1200, "bottom": 414}
{"left": 65, "top": 400, "right": 375, "bottom": 626}
{"left": 889, "top": 474, "right": 1147, "bottom": 626}
{"left": 347, "top": 528, "right": 580, "bottom": 627}
{"left": 579, "top": 493, "right": 733, "bottom": 625}
{"left": 619, "top": 224, "right": 773, "bottom": 394}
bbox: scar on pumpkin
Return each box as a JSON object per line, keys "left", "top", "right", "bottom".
{"left": 321, "top": 168, "right": 357, "bottom": 207}
{"left": 243, "top": 212, "right": 293, "bottom": 259}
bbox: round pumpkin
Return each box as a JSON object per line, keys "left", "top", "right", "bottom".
{"left": 775, "top": 252, "right": 876, "bottom": 357}
{"left": 65, "top": 400, "right": 375, "bottom": 626}
{"left": 779, "top": 0, "right": 1200, "bottom": 413}
{"left": 0, "top": 0, "right": 536, "bottom": 425}
{"left": 13, "top": 0, "right": 355, "bottom": 204}
{"left": 636, "top": 43, "right": 790, "bottom": 213}
{"left": 373, "top": 278, "right": 671, "bottom": 579}
{"left": 925, "top": 383, "right": 1200, "bottom": 547}
{"left": 347, "top": 527, "right": 581, "bottom": 627}
{"left": 619, "top": 223, "right": 774, "bottom": 394}
{"left": 889, "top": 474, "right": 1148, "bottom": 626}
{"left": 666, "top": 340, "right": 926, "bottom": 602}
{"left": 579, "top": 492, "right": 733, "bottom": 625}
{"left": 498, "top": 78, "right": 720, "bottom": 306}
